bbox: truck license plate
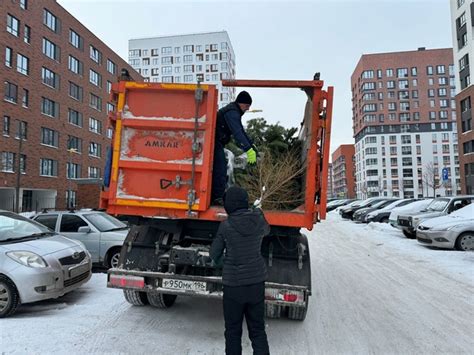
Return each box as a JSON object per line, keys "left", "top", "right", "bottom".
{"left": 162, "top": 278, "right": 206, "bottom": 292}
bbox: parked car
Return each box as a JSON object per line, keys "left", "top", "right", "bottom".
{"left": 0, "top": 210, "right": 92, "bottom": 318}
{"left": 340, "top": 197, "right": 392, "bottom": 220}
{"left": 32, "top": 210, "right": 129, "bottom": 268}
{"left": 327, "top": 199, "right": 355, "bottom": 212}
{"left": 416, "top": 204, "right": 474, "bottom": 251}
{"left": 366, "top": 199, "right": 418, "bottom": 223}
{"left": 389, "top": 199, "right": 433, "bottom": 228}
{"left": 397, "top": 196, "right": 474, "bottom": 239}
{"left": 352, "top": 199, "right": 398, "bottom": 223}
{"left": 335, "top": 200, "right": 361, "bottom": 213}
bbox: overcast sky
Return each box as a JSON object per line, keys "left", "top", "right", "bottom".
{"left": 58, "top": 0, "right": 453, "bottom": 154}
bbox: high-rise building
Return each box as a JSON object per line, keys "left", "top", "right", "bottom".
{"left": 351, "top": 48, "right": 460, "bottom": 199}
{"left": 128, "top": 31, "right": 236, "bottom": 107}
{"left": 332, "top": 144, "right": 356, "bottom": 199}
{"left": 450, "top": 0, "right": 474, "bottom": 194}
{"left": 1, "top": 0, "right": 138, "bottom": 211}
{"left": 327, "top": 163, "right": 334, "bottom": 199}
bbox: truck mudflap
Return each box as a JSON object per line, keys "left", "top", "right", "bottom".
{"left": 107, "top": 269, "right": 309, "bottom": 308}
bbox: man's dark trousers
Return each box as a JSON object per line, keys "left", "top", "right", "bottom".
{"left": 212, "top": 141, "right": 227, "bottom": 201}
{"left": 223, "top": 282, "right": 270, "bottom": 355}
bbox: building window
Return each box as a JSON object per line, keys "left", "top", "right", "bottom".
{"left": 42, "top": 67, "right": 59, "bottom": 88}
{"left": 42, "top": 38, "right": 60, "bottom": 61}
{"left": 66, "top": 162, "right": 80, "bottom": 179}
{"left": 90, "top": 45, "right": 102, "bottom": 64}
{"left": 43, "top": 9, "right": 59, "bottom": 33}
{"left": 68, "top": 136, "right": 82, "bottom": 153}
{"left": 162, "top": 66, "right": 172, "bottom": 74}
{"left": 397, "top": 68, "right": 408, "bottom": 78}
{"left": 107, "top": 81, "right": 112, "bottom": 94}
{"left": 89, "top": 69, "right": 101, "bottom": 87}
{"left": 68, "top": 55, "right": 82, "bottom": 75}
{"left": 436, "top": 65, "right": 445, "bottom": 75}
{"left": 161, "top": 56, "right": 172, "bottom": 65}
{"left": 162, "top": 46, "right": 172, "bottom": 54}
{"left": 184, "top": 75, "right": 193, "bottom": 83}
{"left": 90, "top": 94, "right": 102, "bottom": 111}
{"left": 151, "top": 48, "right": 159, "bottom": 56}
{"left": 88, "top": 166, "right": 100, "bottom": 178}
{"left": 7, "top": 14, "right": 19, "bottom": 37}
{"left": 183, "top": 65, "right": 193, "bottom": 73}
{"left": 20, "top": 0, "right": 28, "bottom": 9}
{"left": 24, "top": 25, "right": 30, "bottom": 44}
{"left": 40, "top": 158, "right": 58, "bottom": 177}
{"left": 41, "top": 127, "right": 59, "bottom": 147}
{"left": 89, "top": 117, "right": 102, "bottom": 134}
{"left": 89, "top": 142, "right": 101, "bottom": 157}
{"left": 15, "top": 121, "right": 27, "bottom": 139}
{"left": 5, "top": 47, "right": 12, "bottom": 67}
{"left": 426, "top": 66, "right": 434, "bottom": 75}
{"left": 386, "top": 68, "right": 394, "bottom": 77}
{"left": 14, "top": 53, "right": 28, "bottom": 75}
{"left": 362, "top": 70, "right": 374, "bottom": 79}
{"left": 4, "top": 82, "right": 18, "bottom": 103}
{"left": 107, "top": 103, "right": 115, "bottom": 113}
{"left": 68, "top": 109, "right": 83, "bottom": 127}
{"left": 3, "top": 116, "right": 10, "bottom": 136}
{"left": 174, "top": 47, "right": 180, "bottom": 54}
{"left": 1, "top": 152, "right": 15, "bottom": 172}
{"left": 129, "top": 49, "right": 141, "bottom": 57}
{"left": 107, "top": 59, "right": 116, "bottom": 75}
{"left": 438, "top": 88, "right": 447, "bottom": 97}
{"left": 386, "top": 81, "right": 395, "bottom": 89}
{"left": 69, "top": 29, "right": 82, "bottom": 49}
{"left": 41, "top": 97, "right": 59, "bottom": 118}
{"left": 22, "top": 89, "right": 28, "bottom": 107}
{"left": 69, "top": 82, "right": 83, "bottom": 101}
{"left": 183, "top": 55, "right": 193, "bottom": 63}
{"left": 440, "top": 99, "right": 448, "bottom": 108}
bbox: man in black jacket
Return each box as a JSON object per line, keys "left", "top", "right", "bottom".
{"left": 212, "top": 91, "right": 256, "bottom": 204}
{"left": 210, "top": 186, "right": 270, "bottom": 355}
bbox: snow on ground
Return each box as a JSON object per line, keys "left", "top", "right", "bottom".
{"left": 1, "top": 213, "right": 473, "bottom": 354}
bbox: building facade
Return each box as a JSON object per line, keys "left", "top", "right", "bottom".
{"left": 1, "top": 0, "right": 138, "bottom": 212}
{"left": 128, "top": 31, "right": 236, "bottom": 107}
{"left": 327, "top": 163, "right": 334, "bottom": 199}
{"left": 351, "top": 48, "right": 460, "bottom": 199}
{"left": 332, "top": 144, "right": 356, "bottom": 199}
{"left": 450, "top": 0, "right": 474, "bottom": 194}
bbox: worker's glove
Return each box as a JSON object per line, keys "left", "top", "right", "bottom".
{"left": 246, "top": 148, "right": 257, "bottom": 165}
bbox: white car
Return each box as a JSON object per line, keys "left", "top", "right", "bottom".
{"left": 389, "top": 199, "right": 433, "bottom": 228}
{"left": 416, "top": 204, "right": 474, "bottom": 251}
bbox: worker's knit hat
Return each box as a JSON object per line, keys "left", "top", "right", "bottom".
{"left": 236, "top": 91, "right": 252, "bottom": 105}
{"left": 223, "top": 186, "right": 249, "bottom": 214}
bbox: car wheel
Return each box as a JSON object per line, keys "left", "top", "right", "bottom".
{"left": 147, "top": 292, "right": 177, "bottom": 308}
{"left": 455, "top": 232, "right": 474, "bottom": 251}
{"left": 106, "top": 248, "right": 121, "bottom": 269}
{"left": 0, "top": 276, "right": 20, "bottom": 318}
{"left": 380, "top": 217, "right": 389, "bottom": 223}
{"left": 403, "top": 230, "right": 416, "bottom": 239}
{"left": 123, "top": 289, "right": 149, "bottom": 306}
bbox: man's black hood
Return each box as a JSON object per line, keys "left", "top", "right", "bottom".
{"left": 224, "top": 186, "right": 249, "bottom": 214}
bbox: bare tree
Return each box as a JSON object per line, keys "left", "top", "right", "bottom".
{"left": 422, "top": 162, "right": 443, "bottom": 197}
{"left": 398, "top": 177, "right": 405, "bottom": 199}
{"left": 359, "top": 181, "right": 368, "bottom": 199}
{"left": 378, "top": 176, "right": 385, "bottom": 196}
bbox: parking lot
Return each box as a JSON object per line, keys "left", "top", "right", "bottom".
{"left": 1, "top": 213, "right": 473, "bottom": 354}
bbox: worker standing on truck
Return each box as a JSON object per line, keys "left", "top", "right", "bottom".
{"left": 210, "top": 186, "right": 270, "bottom": 355}
{"left": 212, "top": 91, "right": 256, "bottom": 205}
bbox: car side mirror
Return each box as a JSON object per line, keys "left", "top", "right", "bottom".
{"left": 78, "top": 226, "right": 91, "bottom": 233}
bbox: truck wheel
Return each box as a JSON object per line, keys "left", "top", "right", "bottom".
{"left": 264, "top": 304, "right": 282, "bottom": 319}
{"left": 105, "top": 248, "right": 121, "bottom": 269}
{"left": 147, "top": 292, "right": 177, "bottom": 308}
{"left": 123, "top": 289, "right": 149, "bottom": 306}
{"left": 403, "top": 230, "right": 416, "bottom": 239}
{"left": 287, "top": 304, "right": 308, "bottom": 321}
{"left": 0, "top": 276, "right": 20, "bottom": 318}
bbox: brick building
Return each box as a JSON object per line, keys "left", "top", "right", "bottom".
{"left": 450, "top": 0, "right": 474, "bottom": 194}
{"left": 1, "top": 0, "right": 138, "bottom": 211}
{"left": 331, "top": 144, "right": 356, "bottom": 199}
{"left": 351, "top": 48, "right": 460, "bottom": 199}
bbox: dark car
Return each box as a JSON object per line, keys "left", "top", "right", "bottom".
{"left": 339, "top": 197, "right": 391, "bottom": 220}
{"left": 326, "top": 199, "right": 356, "bottom": 212}
{"left": 366, "top": 199, "right": 418, "bottom": 223}
{"left": 352, "top": 199, "right": 398, "bottom": 223}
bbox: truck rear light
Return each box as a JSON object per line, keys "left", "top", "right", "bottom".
{"left": 109, "top": 275, "right": 145, "bottom": 289}
{"left": 265, "top": 288, "right": 304, "bottom": 304}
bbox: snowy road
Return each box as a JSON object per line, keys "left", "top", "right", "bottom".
{"left": 1, "top": 213, "right": 473, "bottom": 354}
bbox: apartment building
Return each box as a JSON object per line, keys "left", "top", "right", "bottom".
{"left": 1, "top": 0, "right": 138, "bottom": 211}
{"left": 327, "top": 163, "right": 334, "bottom": 199}
{"left": 450, "top": 0, "right": 474, "bottom": 194}
{"left": 128, "top": 31, "right": 236, "bottom": 107}
{"left": 351, "top": 48, "right": 460, "bottom": 199}
{"left": 331, "top": 145, "right": 356, "bottom": 199}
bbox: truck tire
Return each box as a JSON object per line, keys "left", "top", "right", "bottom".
{"left": 0, "top": 276, "right": 20, "bottom": 318}
{"left": 265, "top": 304, "right": 282, "bottom": 319}
{"left": 287, "top": 304, "right": 308, "bottom": 321}
{"left": 123, "top": 289, "right": 149, "bottom": 306}
{"left": 147, "top": 292, "right": 177, "bottom": 308}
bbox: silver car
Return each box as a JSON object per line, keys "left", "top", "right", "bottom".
{"left": 33, "top": 210, "right": 129, "bottom": 268}
{"left": 416, "top": 204, "right": 474, "bottom": 251}
{"left": 0, "top": 211, "right": 92, "bottom": 318}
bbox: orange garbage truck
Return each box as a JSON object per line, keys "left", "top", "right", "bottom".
{"left": 101, "top": 75, "right": 333, "bottom": 320}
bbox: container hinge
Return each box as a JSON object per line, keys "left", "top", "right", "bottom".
{"left": 297, "top": 243, "right": 306, "bottom": 270}
{"left": 126, "top": 229, "right": 140, "bottom": 253}
{"left": 268, "top": 242, "right": 273, "bottom": 267}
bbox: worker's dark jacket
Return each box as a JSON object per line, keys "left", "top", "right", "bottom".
{"left": 210, "top": 208, "right": 270, "bottom": 287}
{"left": 216, "top": 102, "right": 253, "bottom": 152}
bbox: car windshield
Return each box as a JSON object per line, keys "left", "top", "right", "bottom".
{"left": 82, "top": 213, "right": 127, "bottom": 232}
{"left": 0, "top": 212, "right": 52, "bottom": 241}
{"left": 426, "top": 198, "right": 450, "bottom": 212}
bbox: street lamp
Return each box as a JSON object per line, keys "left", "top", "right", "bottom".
{"left": 15, "top": 125, "right": 24, "bottom": 213}
{"left": 67, "top": 147, "right": 77, "bottom": 209}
